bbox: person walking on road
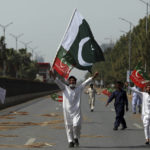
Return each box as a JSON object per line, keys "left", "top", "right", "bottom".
{"left": 126, "top": 82, "right": 150, "bottom": 145}
{"left": 131, "top": 85, "right": 142, "bottom": 114}
{"left": 86, "top": 83, "right": 97, "bottom": 112}
{"left": 50, "top": 71, "right": 98, "bottom": 148}
{"left": 105, "top": 81, "right": 128, "bottom": 131}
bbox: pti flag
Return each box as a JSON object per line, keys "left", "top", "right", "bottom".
{"left": 102, "top": 88, "right": 113, "bottom": 97}
{"left": 52, "top": 9, "right": 104, "bottom": 79}
{"left": 51, "top": 93, "right": 63, "bottom": 102}
{"left": 130, "top": 63, "right": 149, "bottom": 88}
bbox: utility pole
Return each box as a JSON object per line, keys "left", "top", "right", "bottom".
{"left": 20, "top": 41, "right": 32, "bottom": 50}
{"left": 10, "top": 33, "right": 24, "bottom": 51}
{"left": 139, "top": 0, "right": 150, "bottom": 35}
{"left": 104, "top": 37, "right": 114, "bottom": 48}
{"left": 29, "top": 46, "right": 38, "bottom": 60}
{"left": 119, "top": 18, "right": 134, "bottom": 93}
{"left": 139, "top": 0, "right": 150, "bottom": 72}
{"left": 0, "top": 22, "right": 13, "bottom": 43}
{"left": 0, "top": 22, "right": 13, "bottom": 76}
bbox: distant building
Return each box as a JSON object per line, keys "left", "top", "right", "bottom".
{"left": 37, "top": 62, "right": 51, "bottom": 82}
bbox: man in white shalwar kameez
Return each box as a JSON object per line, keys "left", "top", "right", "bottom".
{"left": 87, "top": 83, "right": 97, "bottom": 112}
{"left": 131, "top": 85, "right": 142, "bottom": 114}
{"left": 126, "top": 82, "right": 150, "bottom": 144}
{"left": 50, "top": 71, "right": 98, "bottom": 147}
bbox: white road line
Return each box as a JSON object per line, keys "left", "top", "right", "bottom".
{"left": 25, "top": 138, "right": 36, "bottom": 145}
{"left": 133, "top": 123, "right": 143, "bottom": 129}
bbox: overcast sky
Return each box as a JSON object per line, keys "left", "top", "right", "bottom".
{"left": 0, "top": 0, "right": 148, "bottom": 80}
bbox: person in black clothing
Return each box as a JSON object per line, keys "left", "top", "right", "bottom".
{"left": 105, "top": 81, "right": 129, "bottom": 130}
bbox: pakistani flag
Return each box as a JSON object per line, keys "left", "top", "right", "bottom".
{"left": 53, "top": 9, "right": 104, "bottom": 79}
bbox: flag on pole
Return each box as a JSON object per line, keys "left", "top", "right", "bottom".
{"left": 130, "top": 63, "right": 149, "bottom": 88}
{"left": 52, "top": 9, "right": 104, "bottom": 79}
{"left": 51, "top": 93, "right": 63, "bottom": 102}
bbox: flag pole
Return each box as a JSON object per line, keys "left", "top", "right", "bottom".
{"left": 51, "top": 8, "right": 77, "bottom": 70}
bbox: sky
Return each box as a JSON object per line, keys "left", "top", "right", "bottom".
{"left": 0, "top": 0, "right": 148, "bottom": 80}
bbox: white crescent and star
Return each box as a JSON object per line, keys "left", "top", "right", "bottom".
{"left": 60, "top": 58, "right": 66, "bottom": 69}
{"left": 60, "top": 37, "right": 94, "bottom": 68}
{"left": 60, "top": 57, "right": 72, "bottom": 74}
{"left": 78, "top": 37, "right": 93, "bottom": 67}
{"left": 135, "top": 69, "right": 141, "bottom": 78}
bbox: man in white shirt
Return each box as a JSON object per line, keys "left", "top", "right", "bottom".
{"left": 50, "top": 71, "right": 98, "bottom": 147}
{"left": 86, "top": 83, "right": 97, "bottom": 112}
{"left": 126, "top": 82, "right": 150, "bottom": 144}
{"left": 131, "top": 85, "right": 142, "bottom": 114}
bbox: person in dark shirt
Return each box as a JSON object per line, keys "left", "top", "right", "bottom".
{"left": 105, "top": 81, "right": 129, "bottom": 130}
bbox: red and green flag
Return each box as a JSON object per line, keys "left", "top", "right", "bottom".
{"left": 102, "top": 88, "right": 113, "bottom": 97}
{"left": 52, "top": 47, "right": 73, "bottom": 80}
{"left": 130, "top": 63, "right": 149, "bottom": 88}
{"left": 52, "top": 9, "right": 104, "bottom": 79}
{"left": 51, "top": 93, "right": 63, "bottom": 102}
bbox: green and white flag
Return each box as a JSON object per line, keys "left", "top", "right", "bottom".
{"left": 53, "top": 9, "right": 104, "bottom": 79}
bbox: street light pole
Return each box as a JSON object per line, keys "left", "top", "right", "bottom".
{"left": 119, "top": 18, "right": 134, "bottom": 91}
{"left": 139, "top": 0, "right": 150, "bottom": 35}
{"left": 29, "top": 46, "right": 38, "bottom": 60}
{"left": 104, "top": 37, "right": 113, "bottom": 44}
{"left": 120, "top": 30, "right": 128, "bottom": 35}
{"left": 0, "top": 22, "right": 13, "bottom": 43}
{"left": 120, "top": 29, "right": 131, "bottom": 74}
{"left": 9, "top": 33, "right": 24, "bottom": 51}
{"left": 0, "top": 22, "right": 13, "bottom": 76}
{"left": 104, "top": 37, "right": 114, "bottom": 49}
{"left": 20, "top": 41, "right": 32, "bottom": 50}
{"left": 139, "top": 0, "right": 150, "bottom": 72}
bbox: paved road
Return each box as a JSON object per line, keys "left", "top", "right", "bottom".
{"left": 0, "top": 92, "right": 149, "bottom": 150}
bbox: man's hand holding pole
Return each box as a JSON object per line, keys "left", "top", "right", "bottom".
{"left": 92, "top": 72, "right": 99, "bottom": 79}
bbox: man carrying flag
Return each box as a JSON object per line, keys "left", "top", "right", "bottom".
{"left": 126, "top": 82, "right": 150, "bottom": 145}
{"left": 50, "top": 71, "right": 98, "bottom": 147}
{"left": 52, "top": 9, "right": 104, "bottom": 79}
{"left": 51, "top": 9, "right": 104, "bottom": 147}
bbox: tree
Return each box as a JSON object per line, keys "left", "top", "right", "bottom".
{"left": 89, "top": 16, "right": 150, "bottom": 86}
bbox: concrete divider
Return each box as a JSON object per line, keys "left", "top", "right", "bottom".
{"left": 0, "top": 77, "right": 60, "bottom": 110}
{"left": 0, "top": 89, "right": 60, "bottom": 110}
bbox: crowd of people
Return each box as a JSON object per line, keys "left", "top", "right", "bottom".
{"left": 50, "top": 70, "right": 150, "bottom": 148}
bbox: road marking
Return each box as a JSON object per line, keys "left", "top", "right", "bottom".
{"left": 133, "top": 123, "right": 143, "bottom": 129}
{"left": 25, "top": 138, "right": 36, "bottom": 145}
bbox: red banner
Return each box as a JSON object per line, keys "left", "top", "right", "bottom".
{"left": 102, "top": 89, "right": 112, "bottom": 97}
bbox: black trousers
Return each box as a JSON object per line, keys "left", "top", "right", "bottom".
{"left": 114, "top": 106, "right": 127, "bottom": 128}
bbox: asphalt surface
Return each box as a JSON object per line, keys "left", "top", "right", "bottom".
{"left": 0, "top": 91, "right": 149, "bottom": 150}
